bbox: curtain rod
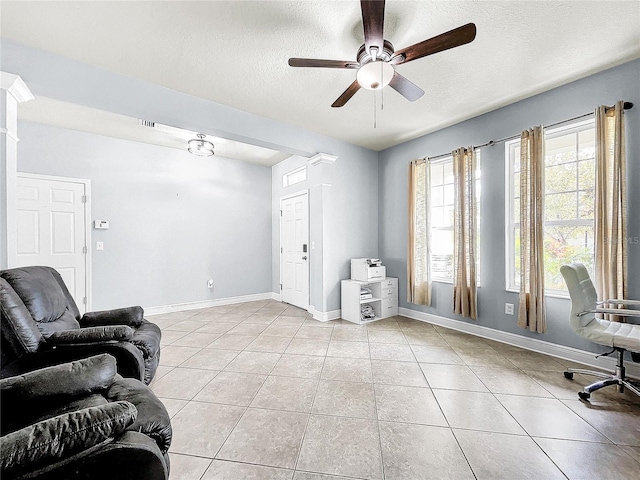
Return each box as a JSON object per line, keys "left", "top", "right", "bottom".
{"left": 423, "top": 101, "right": 634, "bottom": 162}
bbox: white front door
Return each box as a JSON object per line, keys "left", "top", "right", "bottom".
{"left": 281, "top": 191, "right": 309, "bottom": 310}
{"left": 15, "top": 174, "right": 90, "bottom": 313}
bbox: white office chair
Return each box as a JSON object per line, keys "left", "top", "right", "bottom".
{"left": 560, "top": 263, "right": 640, "bottom": 400}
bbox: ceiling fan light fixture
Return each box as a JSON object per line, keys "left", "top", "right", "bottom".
{"left": 356, "top": 61, "right": 394, "bottom": 90}
{"left": 188, "top": 133, "right": 214, "bottom": 156}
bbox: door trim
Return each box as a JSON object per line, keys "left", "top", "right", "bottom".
{"left": 16, "top": 173, "right": 92, "bottom": 311}
{"left": 279, "top": 189, "right": 309, "bottom": 310}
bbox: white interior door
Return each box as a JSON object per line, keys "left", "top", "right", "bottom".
{"left": 281, "top": 191, "right": 309, "bottom": 310}
{"left": 15, "top": 174, "right": 89, "bottom": 313}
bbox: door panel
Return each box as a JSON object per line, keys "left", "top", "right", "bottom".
{"left": 51, "top": 211, "right": 76, "bottom": 253}
{"left": 281, "top": 192, "right": 309, "bottom": 310}
{"left": 15, "top": 175, "right": 88, "bottom": 313}
{"left": 17, "top": 210, "right": 40, "bottom": 254}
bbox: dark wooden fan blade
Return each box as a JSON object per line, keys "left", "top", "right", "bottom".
{"left": 332, "top": 81, "right": 361, "bottom": 108}
{"left": 389, "top": 72, "right": 424, "bottom": 102}
{"left": 392, "top": 23, "right": 476, "bottom": 64}
{"left": 289, "top": 58, "right": 359, "bottom": 69}
{"left": 361, "top": 0, "right": 385, "bottom": 54}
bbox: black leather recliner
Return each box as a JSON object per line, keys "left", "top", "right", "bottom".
{"left": 0, "top": 266, "right": 161, "bottom": 384}
{"left": 0, "top": 354, "right": 172, "bottom": 479}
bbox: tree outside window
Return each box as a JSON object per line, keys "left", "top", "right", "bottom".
{"left": 507, "top": 120, "right": 595, "bottom": 294}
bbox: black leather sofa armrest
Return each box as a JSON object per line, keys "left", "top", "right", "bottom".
{"left": 48, "top": 326, "right": 135, "bottom": 344}
{"left": 0, "top": 401, "right": 137, "bottom": 477}
{"left": 107, "top": 377, "right": 173, "bottom": 454}
{"left": 80, "top": 307, "right": 145, "bottom": 328}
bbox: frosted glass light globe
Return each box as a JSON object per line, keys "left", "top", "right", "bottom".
{"left": 356, "top": 61, "right": 394, "bottom": 90}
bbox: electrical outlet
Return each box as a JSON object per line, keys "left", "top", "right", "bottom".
{"left": 505, "top": 303, "right": 514, "bottom": 315}
{"left": 207, "top": 279, "right": 214, "bottom": 289}
{"left": 96, "top": 241, "right": 104, "bottom": 251}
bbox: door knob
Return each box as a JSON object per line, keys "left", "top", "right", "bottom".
{"left": 302, "top": 256, "right": 308, "bottom": 260}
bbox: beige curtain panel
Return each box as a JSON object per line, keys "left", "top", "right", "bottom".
{"left": 595, "top": 101, "right": 627, "bottom": 320}
{"left": 518, "top": 126, "right": 546, "bottom": 333}
{"left": 407, "top": 160, "right": 431, "bottom": 305}
{"left": 452, "top": 147, "right": 478, "bottom": 319}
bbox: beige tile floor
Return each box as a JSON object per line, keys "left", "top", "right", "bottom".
{"left": 148, "top": 300, "right": 640, "bottom": 480}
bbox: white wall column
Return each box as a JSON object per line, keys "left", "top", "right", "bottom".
{"left": 308, "top": 152, "right": 338, "bottom": 316}
{"left": 1, "top": 72, "right": 34, "bottom": 269}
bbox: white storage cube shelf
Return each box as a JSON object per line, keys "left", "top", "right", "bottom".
{"left": 341, "top": 277, "right": 398, "bottom": 324}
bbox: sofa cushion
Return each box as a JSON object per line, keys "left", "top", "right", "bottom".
{"left": 1, "top": 354, "right": 118, "bottom": 433}
{"left": 1, "top": 354, "right": 117, "bottom": 401}
{"left": 0, "top": 267, "right": 81, "bottom": 338}
{"left": 0, "top": 278, "right": 44, "bottom": 356}
{"left": 0, "top": 400, "right": 137, "bottom": 476}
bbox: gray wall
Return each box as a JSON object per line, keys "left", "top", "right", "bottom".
{"left": 17, "top": 121, "right": 272, "bottom": 310}
{"left": 2, "top": 39, "right": 379, "bottom": 314}
{"left": 378, "top": 59, "right": 640, "bottom": 352}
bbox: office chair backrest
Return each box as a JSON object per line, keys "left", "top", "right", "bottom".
{"left": 560, "top": 263, "right": 598, "bottom": 338}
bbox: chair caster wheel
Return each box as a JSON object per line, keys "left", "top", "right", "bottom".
{"left": 578, "top": 391, "right": 590, "bottom": 400}
{"left": 564, "top": 372, "right": 574, "bottom": 380}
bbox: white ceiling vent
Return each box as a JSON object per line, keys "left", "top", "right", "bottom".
{"left": 138, "top": 119, "right": 155, "bottom": 128}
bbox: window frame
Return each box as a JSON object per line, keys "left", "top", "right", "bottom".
{"left": 505, "top": 118, "right": 596, "bottom": 297}
{"left": 282, "top": 166, "right": 307, "bottom": 188}
{"left": 429, "top": 156, "right": 455, "bottom": 283}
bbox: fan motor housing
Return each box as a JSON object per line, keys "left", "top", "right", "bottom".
{"left": 357, "top": 40, "right": 395, "bottom": 65}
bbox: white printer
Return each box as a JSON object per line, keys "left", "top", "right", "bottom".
{"left": 351, "top": 258, "right": 386, "bottom": 282}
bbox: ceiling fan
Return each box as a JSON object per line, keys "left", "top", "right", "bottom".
{"left": 288, "top": 0, "right": 477, "bottom": 107}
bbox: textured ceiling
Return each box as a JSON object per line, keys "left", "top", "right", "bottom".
{"left": 2, "top": 1, "right": 639, "bottom": 151}
{"left": 18, "top": 96, "right": 291, "bottom": 166}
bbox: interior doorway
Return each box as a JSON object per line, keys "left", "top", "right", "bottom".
{"left": 15, "top": 173, "right": 91, "bottom": 313}
{"left": 280, "top": 191, "right": 309, "bottom": 310}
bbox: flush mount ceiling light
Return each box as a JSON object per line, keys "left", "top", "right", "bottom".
{"left": 188, "top": 133, "right": 214, "bottom": 156}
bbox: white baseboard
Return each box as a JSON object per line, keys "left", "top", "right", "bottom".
{"left": 144, "top": 292, "right": 273, "bottom": 316}
{"left": 308, "top": 305, "right": 341, "bottom": 322}
{"left": 271, "top": 292, "right": 282, "bottom": 302}
{"left": 399, "top": 307, "right": 640, "bottom": 379}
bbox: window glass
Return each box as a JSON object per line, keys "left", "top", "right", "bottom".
{"left": 430, "top": 154, "right": 480, "bottom": 282}
{"left": 282, "top": 166, "right": 307, "bottom": 187}
{"left": 506, "top": 120, "right": 595, "bottom": 294}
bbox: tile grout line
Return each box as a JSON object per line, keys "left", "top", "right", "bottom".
{"left": 211, "top": 305, "right": 308, "bottom": 470}
{"left": 291, "top": 342, "right": 327, "bottom": 474}
{"left": 444, "top": 336, "right": 580, "bottom": 479}
{"left": 202, "top": 303, "right": 285, "bottom": 467}
{"left": 370, "top": 323, "right": 387, "bottom": 480}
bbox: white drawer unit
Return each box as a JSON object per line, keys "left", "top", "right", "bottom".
{"left": 382, "top": 278, "right": 397, "bottom": 288}
{"left": 382, "top": 287, "right": 396, "bottom": 299}
{"left": 381, "top": 298, "right": 399, "bottom": 317}
{"left": 341, "top": 277, "right": 399, "bottom": 324}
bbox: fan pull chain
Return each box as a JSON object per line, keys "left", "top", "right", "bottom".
{"left": 380, "top": 60, "right": 384, "bottom": 111}
{"left": 373, "top": 90, "right": 377, "bottom": 129}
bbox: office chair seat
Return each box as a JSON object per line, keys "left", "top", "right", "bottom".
{"left": 560, "top": 263, "right": 640, "bottom": 401}
{"left": 578, "top": 317, "right": 640, "bottom": 352}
